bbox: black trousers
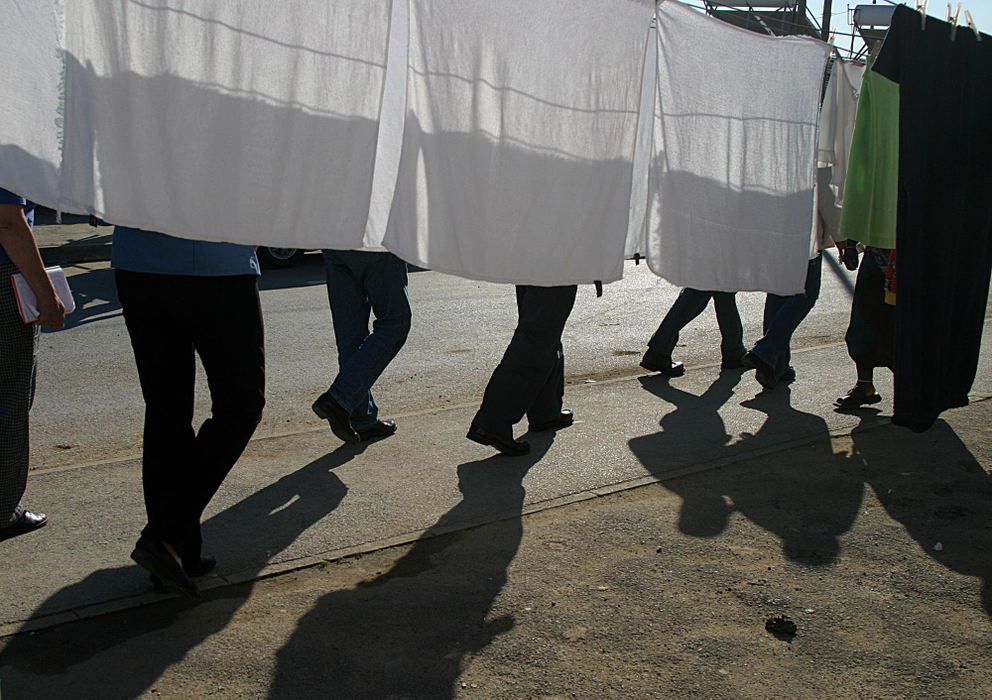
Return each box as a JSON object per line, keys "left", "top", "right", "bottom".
{"left": 473, "top": 285, "right": 577, "bottom": 433}
{"left": 116, "top": 270, "right": 265, "bottom": 558}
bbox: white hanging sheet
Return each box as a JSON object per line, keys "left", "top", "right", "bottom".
{"left": 4, "top": 0, "right": 393, "bottom": 250}
{"left": 0, "top": 1, "right": 66, "bottom": 206}
{"left": 817, "top": 59, "right": 865, "bottom": 205}
{"left": 384, "top": 0, "right": 656, "bottom": 285}
{"left": 644, "top": 0, "right": 830, "bottom": 295}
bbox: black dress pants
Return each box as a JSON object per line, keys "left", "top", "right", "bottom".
{"left": 473, "top": 284, "right": 577, "bottom": 434}
{"left": 116, "top": 270, "right": 265, "bottom": 558}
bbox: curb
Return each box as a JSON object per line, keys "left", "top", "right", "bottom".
{"left": 40, "top": 245, "right": 112, "bottom": 267}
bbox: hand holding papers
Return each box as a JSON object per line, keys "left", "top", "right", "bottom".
{"left": 10, "top": 265, "right": 75, "bottom": 325}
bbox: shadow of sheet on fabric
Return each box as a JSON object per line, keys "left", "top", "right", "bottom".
{"left": 851, "top": 417, "right": 992, "bottom": 619}
{"left": 267, "top": 437, "right": 553, "bottom": 698}
{"left": 0, "top": 447, "right": 351, "bottom": 698}
{"left": 629, "top": 374, "right": 863, "bottom": 567}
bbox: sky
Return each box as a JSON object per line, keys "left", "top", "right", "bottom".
{"left": 805, "top": 0, "right": 992, "bottom": 42}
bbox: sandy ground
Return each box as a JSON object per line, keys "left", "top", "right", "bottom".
{"left": 1, "top": 403, "right": 991, "bottom": 699}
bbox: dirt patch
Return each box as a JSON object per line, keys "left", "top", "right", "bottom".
{"left": 2, "top": 415, "right": 991, "bottom": 697}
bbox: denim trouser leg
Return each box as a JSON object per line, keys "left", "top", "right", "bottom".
{"left": 647, "top": 288, "right": 712, "bottom": 356}
{"left": 323, "top": 250, "right": 411, "bottom": 429}
{"left": 751, "top": 254, "right": 822, "bottom": 377}
{"left": 712, "top": 292, "right": 745, "bottom": 358}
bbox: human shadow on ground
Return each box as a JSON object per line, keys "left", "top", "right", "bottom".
{"left": 851, "top": 417, "right": 992, "bottom": 618}
{"left": 267, "top": 438, "right": 552, "bottom": 698}
{"left": 629, "top": 375, "right": 863, "bottom": 566}
{"left": 56, "top": 265, "right": 122, "bottom": 328}
{"left": 0, "top": 447, "right": 352, "bottom": 697}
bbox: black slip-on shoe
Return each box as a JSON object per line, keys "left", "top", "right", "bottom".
{"left": 312, "top": 392, "right": 361, "bottom": 444}
{"left": 0, "top": 506, "right": 47, "bottom": 542}
{"left": 356, "top": 419, "right": 397, "bottom": 442}
{"left": 131, "top": 534, "right": 199, "bottom": 599}
{"left": 528, "top": 409, "right": 575, "bottom": 433}
{"left": 640, "top": 349, "right": 686, "bottom": 376}
{"left": 466, "top": 424, "right": 530, "bottom": 456}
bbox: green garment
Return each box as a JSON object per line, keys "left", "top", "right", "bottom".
{"left": 837, "top": 69, "right": 899, "bottom": 248}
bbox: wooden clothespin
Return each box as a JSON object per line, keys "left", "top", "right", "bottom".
{"left": 949, "top": 3, "right": 962, "bottom": 40}
{"left": 917, "top": 0, "right": 929, "bottom": 29}
{"left": 965, "top": 10, "right": 983, "bottom": 41}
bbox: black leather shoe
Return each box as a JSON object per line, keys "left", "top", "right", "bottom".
{"left": 528, "top": 409, "right": 574, "bottom": 433}
{"left": 721, "top": 354, "right": 745, "bottom": 370}
{"left": 312, "top": 392, "right": 360, "bottom": 444}
{"left": 467, "top": 424, "right": 530, "bottom": 456}
{"left": 640, "top": 348, "right": 685, "bottom": 376}
{"left": 0, "top": 506, "right": 47, "bottom": 542}
{"left": 356, "top": 419, "right": 397, "bottom": 442}
{"left": 150, "top": 554, "right": 217, "bottom": 591}
{"left": 743, "top": 351, "right": 777, "bottom": 389}
{"left": 131, "top": 534, "right": 199, "bottom": 598}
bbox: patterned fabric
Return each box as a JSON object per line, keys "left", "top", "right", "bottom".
{"left": 0, "top": 262, "right": 39, "bottom": 523}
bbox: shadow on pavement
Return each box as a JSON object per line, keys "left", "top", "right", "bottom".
{"left": 851, "top": 417, "right": 992, "bottom": 619}
{"left": 630, "top": 374, "right": 864, "bottom": 566}
{"left": 0, "top": 446, "right": 352, "bottom": 697}
{"left": 58, "top": 265, "right": 122, "bottom": 328}
{"left": 268, "top": 437, "right": 552, "bottom": 698}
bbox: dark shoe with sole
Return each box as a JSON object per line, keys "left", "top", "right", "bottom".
{"left": 779, "top": 366, "right": 796, "bottom": 383}
{"left": 356, "top": 419, "right": 397, "bottom": 442}
{"left": 640, "top": 348, "right": 685, "bottom": 376}
{"left": 0, "top": 506, "right": 47, "bottom": 542}
{"left": 151, "top": 554, "right": 217, "bottom": 591}
{"left": 834, "top": 384, "right": 882, "bottom": 409}
{"left": 312, "top": 392, "right": 360, "bottom": 444}
{"left": 743, "top": 351, "right": 777, "bottom": 389}
{"left": 467, "top": 424, "right": 530, "bottom": 456}
{"left": 720, "top": 354, "right": 745, "bottom": 370}
{"left": 528, "top": 409, "right": 575, "bottom": 433}
{"left": 131, "top": 534, "right": 200, "bottom": 599}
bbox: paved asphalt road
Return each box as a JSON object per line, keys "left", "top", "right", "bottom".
{"left": 31, "top": 255, "right": 869, "bottom": 470}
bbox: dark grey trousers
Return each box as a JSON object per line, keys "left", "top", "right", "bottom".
{"left": 472, "top": 284, "right": 577, "bottom": 434}
{"left": 0, "top": 262, "right": 39, "bottom": 524}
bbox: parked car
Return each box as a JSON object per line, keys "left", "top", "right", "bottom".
{"left": 257, "top": 246, "right": 309, "bottom": 268}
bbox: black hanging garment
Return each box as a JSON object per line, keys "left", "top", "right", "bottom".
{"left": 872, "top": 5, "right": 992, "bottom": 432}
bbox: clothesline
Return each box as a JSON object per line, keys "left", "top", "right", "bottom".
{"left": 1, "top": 0, "right": 829, "bottom": 294}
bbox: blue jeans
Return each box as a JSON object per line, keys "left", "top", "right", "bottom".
{"left": 648, "top": 287, "right": 745, "bottom": 360}
{"left": 750, "top": 253, "right": 822, "bottom": 378}
{"left": 323, "top": 250, "right": 411, "bottom": 429}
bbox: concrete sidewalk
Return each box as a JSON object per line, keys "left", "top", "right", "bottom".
{"left": 3, "top": 328, "right": 991, "bottom": 637}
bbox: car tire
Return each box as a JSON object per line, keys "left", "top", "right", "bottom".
{"left": 257, "top": 246, "right": 305, "bottom": 268}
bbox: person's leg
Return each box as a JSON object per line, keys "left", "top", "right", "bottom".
{"left": 750, "top": 254, "right": 822, "bottom": 380}
{"left": 188, "top": 275, "right": 266, "bottom": 556}
{"left": 712, "top": 292, "right": 745, "bottom": 365}
{"left": 647, "top": 288, "right": 712, "bottom": 356}
{"left": 325, "top": 251, "right": 410, "bottom": 429}
{"left": 473, "top": 285, "right": 577, "bottom": 436}
{"left": 116, "top": 270, "right": 198, "bottom": 551}
{"left": 837, "top": 253, "right": 888, "bottom": 408}
{"left": 321, "top": 249, "right": 372, "bottom": 414}
{"left": 0, "top": 264, "right": 40, "bottom": 526}
{"left": 525, "top": 286, "right": 580, "bottom": 426}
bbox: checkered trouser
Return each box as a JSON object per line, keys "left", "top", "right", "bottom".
{"left": 0, "top": 263, "right": 39, "bottom": 524}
